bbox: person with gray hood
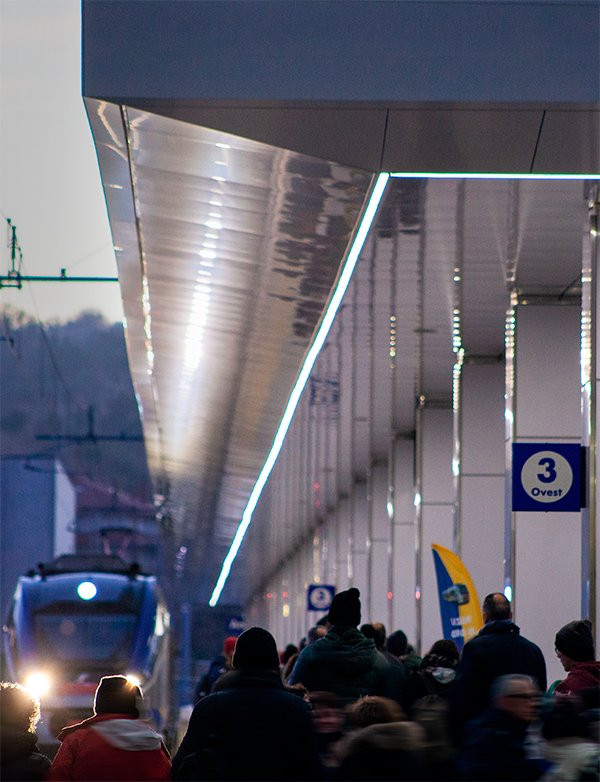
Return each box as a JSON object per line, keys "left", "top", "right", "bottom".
{"left": 288, "top": 588, "right": 394, "bottom": 705}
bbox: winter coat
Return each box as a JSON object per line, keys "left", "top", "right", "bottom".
{"left": 450, "top": 620, "right": 547, "bottom": 732}
{"left": 335, "top": 722, "right": 425, "bottom": 781}
{"left": 554, "top": 661, "right": 600, "bottom": 697}
{"left": 458, "top": 707, "right": 544, "bottom": 781}
{"left": 48, "top": 713, "right": 171, "bottom": 781}
{"left": 172, "top": 668, "right": 322, "bottom": 780}
{"left": 194, "top": 655, "right": 229, "bottom": 701}
{"left": 1, "top": 729, "right": 51, "bottom": 781}
{"left": 288, "top": 627, "right": 393, "bottom": 704}
{"left": 540, "top": 738, "right": 600, "bottom": 781}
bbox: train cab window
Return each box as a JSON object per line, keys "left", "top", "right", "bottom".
{"left": 32, "top": 611, "right": 137, "bottom": 668}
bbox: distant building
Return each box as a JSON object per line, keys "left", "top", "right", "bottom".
{"left": 0, "top": 455, "right": 75, "bottom": 616}
{"left": 74, "top": 477, "right": 160, "bottom": 574}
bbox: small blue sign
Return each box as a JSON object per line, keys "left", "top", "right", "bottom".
{"left": 307, "top": 584, "right": 335, "bottom": 611}
{"left": 227, "top": 615, "right": 245, "bottom": 635}
{"left": 512, "top": 443, "right": 584, "bottom": 512}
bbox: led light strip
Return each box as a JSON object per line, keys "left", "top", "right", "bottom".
{"left": 208, "top": 172, "right": 389, "bottom": 607}
{"left": 390, "top": 172, "right": 599, "bottom": 180}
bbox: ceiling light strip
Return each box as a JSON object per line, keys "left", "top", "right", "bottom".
{"left": 209, "top": 172, "right": 389, "bottom": 607}
{"left": 390, "top": 172, "right": 598, "bottom": 180}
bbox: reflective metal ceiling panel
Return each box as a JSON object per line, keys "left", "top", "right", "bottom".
{"left": 86, "top": 96, "right": 594, "bottom": 606}
{"left": 85, "top": 99, "right": 373, "bottom": 604}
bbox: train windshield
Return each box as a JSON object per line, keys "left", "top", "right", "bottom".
{"left": 33, "top": 611, "right": 137, "bottom": 669}
{"left": 24, "top": 579, "right": 145, "bottom": 675}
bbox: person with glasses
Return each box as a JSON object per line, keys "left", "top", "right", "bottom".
{"left": 459, "top": 674, "right": 544, "bottom": 781}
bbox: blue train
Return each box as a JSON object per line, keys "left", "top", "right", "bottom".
{"left": 2, "top": 554, "right": 171, "bottom": 746}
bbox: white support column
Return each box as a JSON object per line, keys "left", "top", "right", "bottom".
{"left": 420, "top": 406, "right": 454, "bottom": 653}
{"left": 582, "top": 184, "right": 598, "bottom": 650}
{"left": 336, "top": 495, "right": 351, "bottom": 591}
{"left": 369, "top": 461, "right": 391, "bottom": 623}
{"left": 392, "top": 436, "right": 417, "bottom": 640}
{"left": 592, "top": 198, "right": 599, "bottom": 645}
{"left": 510, "top": 302, "right": 582, "bottom": 684}
{"left": 351, "top": 254, "right": 370, "bottom": 596}
{"left": 337, "top": 299, "right": 353, "bottom": 588}
{"left": 352, "top": 479, "right": 369, "bottom": 597}
{"left": 458, "top": 361, "right": 506, "bottom": 597}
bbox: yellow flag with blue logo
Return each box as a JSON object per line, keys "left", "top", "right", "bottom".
{"left": 431, "top": 543, "right": 483, "bottom": 651}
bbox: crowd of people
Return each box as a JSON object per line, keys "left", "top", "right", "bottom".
{"left": 1, "top": 588, "right": 598, "bottom": 781}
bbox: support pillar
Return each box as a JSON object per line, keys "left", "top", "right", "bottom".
{"left": 457, "top": 360, "right": 505, "bottom": 596}
{"left": 417, "top": 404, "right": 454, "bottom": 653}
{"left": 582, "top": 184, "right": 599, "bottom": 648}
{"left": 508, "top": 301, "right": 581, "bottom": 683}
{"left": 392, "top": 435, "right": 417, "bottom": 641}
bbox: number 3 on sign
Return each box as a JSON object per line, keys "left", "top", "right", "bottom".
{"left": 521, "top": 451, "right": 573, "bottom": 502}
{"left": 537, "top": 457, "right": 557, "bottom": 483}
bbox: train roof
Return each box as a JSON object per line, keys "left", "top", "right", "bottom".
{"left": 27, "top": 554, "right": 147, "bottom": 578}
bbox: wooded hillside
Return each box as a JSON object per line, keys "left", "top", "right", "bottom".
{"left": 1, "top": 309, "right": 152, "bottom": 499}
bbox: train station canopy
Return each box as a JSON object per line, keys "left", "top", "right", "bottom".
{"left": 83, "top": 0, "right": 599, "bottom": 606}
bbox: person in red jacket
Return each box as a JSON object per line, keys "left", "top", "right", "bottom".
{"left": 554, "top": 619, "right": 600, "bottom": 696}
{"left": 49, "top": 675, "right": 171, "bottom": 781}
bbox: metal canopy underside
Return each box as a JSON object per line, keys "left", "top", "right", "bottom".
{"left": 86, "top": 99, "right": 373, "bottom": 603}
{"left": 86, "top": 98, "right": 593, "bottom": 606}
{"left": 241, "top": 176, "right": 590, "bottom": 599}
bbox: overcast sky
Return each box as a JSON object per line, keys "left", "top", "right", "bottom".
{"left": 0, "top": 0, "right": 123, "bottom": 323}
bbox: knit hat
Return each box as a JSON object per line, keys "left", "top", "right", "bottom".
{"left": 386, "top": 629, "right": 408, "bottom": 657}
{"left": 94, "top": 675, "right": 141, "bottom": 716}
{"left": 555, "top": 619, "right": 594, "bottom": 662}
{"left": 232, "top": 627, "right": 280, "bottom": 670}
{"left": 328, "top": 587, "right": 361, "bottom": 627}
{"left": 427, "top": 639, "right": 460, "bottom": 663}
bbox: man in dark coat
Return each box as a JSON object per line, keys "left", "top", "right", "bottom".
{"left": 288, "top": 588, "right": 395, "bottom": 705}
{"left": 459, "top": 673, "right": 544, "bottom": 781}
{"left": 172, "top": 627, "right": 321, "bottom": 780}
{"left": 450, "top": 592, "right": 547, "bottom": 738}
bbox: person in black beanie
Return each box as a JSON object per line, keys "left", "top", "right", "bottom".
{"left": 554, "top": 619, "right": 599, "bottom": 696}
{"left": 288, "top": 588, "right": 395, "bottom": 705}
{"left": 172, "top": 627, "right": 322, "bottom": 780}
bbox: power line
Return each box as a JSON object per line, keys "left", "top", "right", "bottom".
{"left": 3, "top": 235, "right": 89, "bottom": 413}
{"left": 37, "top": 405, "right": 143, "bottom": 443}
{"left": 0, "top": 218, "right": 117, "bottom": 287}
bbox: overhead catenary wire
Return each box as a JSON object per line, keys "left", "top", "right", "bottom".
{"left": 0, "top": 222, "right": 89, "bottom": 414}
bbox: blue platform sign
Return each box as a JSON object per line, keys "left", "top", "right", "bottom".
{"left": 227, "top": 615, "right": 245, "bottom": 635}
{"left": 307, "top": 584, "right": 335, "bottom": 612}
{"left": 512, "top": 443, "right": 584, "bottom": 512}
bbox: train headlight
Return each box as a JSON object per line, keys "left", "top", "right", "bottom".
{"left": 23, "top": 671, "right": 52, "bottom": 698}
{"left": 77, "top": 581, "right": 97, "bottom": 600}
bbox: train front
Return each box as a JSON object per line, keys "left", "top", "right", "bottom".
{"left": 3, "top": 558, "right": 170, "bottom": 749}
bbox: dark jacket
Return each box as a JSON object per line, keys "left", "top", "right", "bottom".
{"left": 172, "top": 668, "right": 322, "bottom": 780}
{"left": 1, "top": 730, "right": 51, "bottom": 781}
{"left": 288, "top": 626, "right": 393, "bottom": 704}
{"left": 450, "top": 620, "right": 547, "bottom": 732}
{"left": 458, "top": 707, "right": 543, "bottom": 781}
{"left": 194, "top": 654, "right": 229, "bottom": 701}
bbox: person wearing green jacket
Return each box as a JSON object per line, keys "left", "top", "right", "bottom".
{"left": 288, "top": 588, "right": 396, "bottom": 705}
